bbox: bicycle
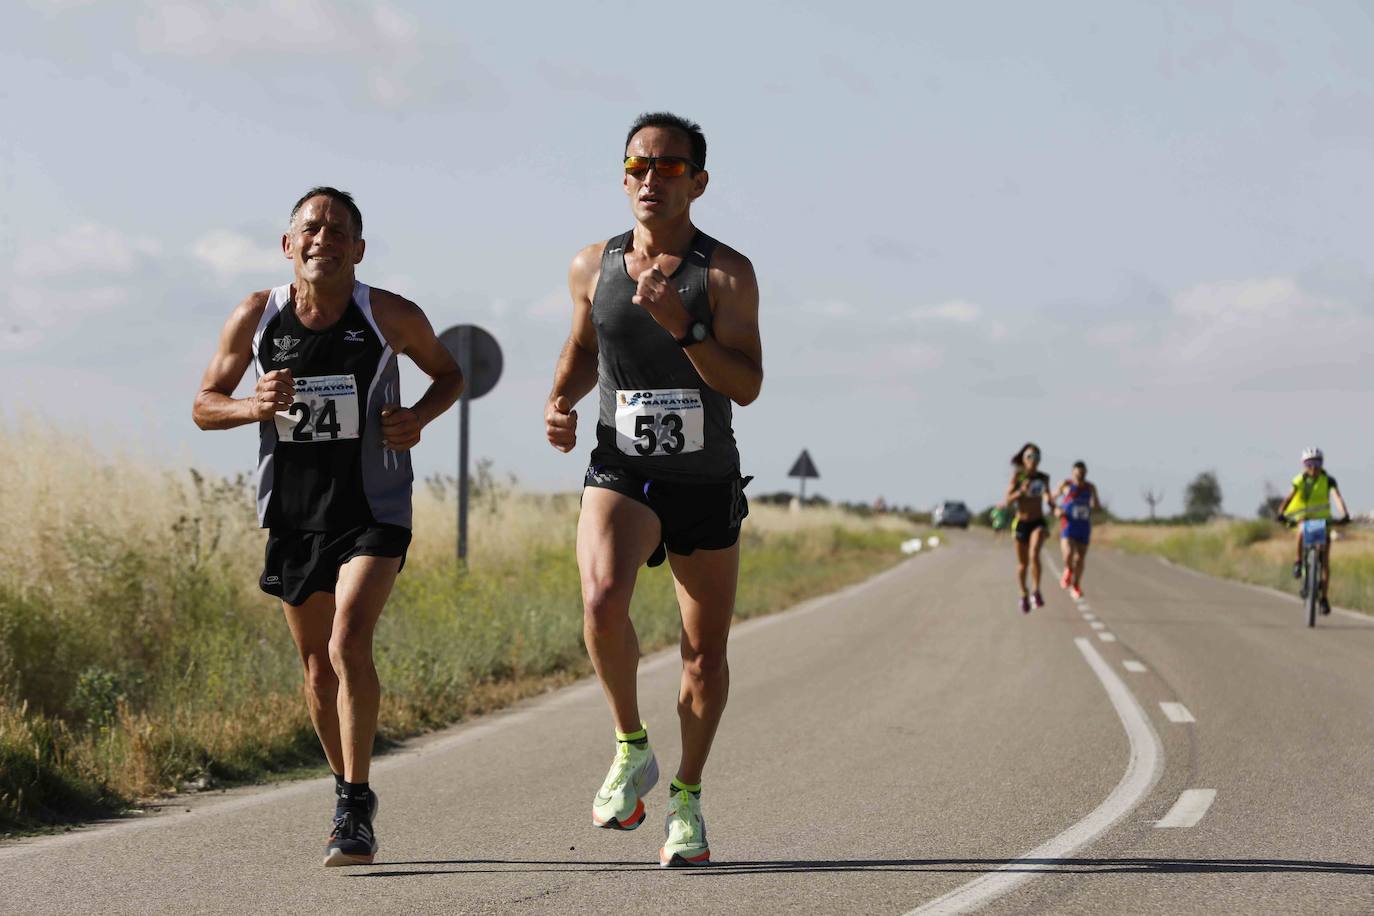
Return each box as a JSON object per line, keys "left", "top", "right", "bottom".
{"left": 1278, "top": 512, "right": 1351, "bottom": 627}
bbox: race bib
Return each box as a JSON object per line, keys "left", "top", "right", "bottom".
{"left": 614, "top": 388, "right": 704, "bottom": 458}
{"left": 274, "top": 374, "right": 360, "bottom": 443}
{"left": 1070, "top": 503, "right": 1091, "bottom": 521}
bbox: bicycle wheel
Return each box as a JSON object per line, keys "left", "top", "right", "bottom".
{"left": 1305, "top": 545, "right": 1319, "bottom": 627}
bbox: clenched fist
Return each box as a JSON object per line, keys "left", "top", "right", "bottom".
{"left": 381, "top": 405, "right": 421, "bottom": 450}
{"left": 251, "top": 369, "right": 295, "bottom": 420}
{"left": 545, "top": 395, "right": 578, "bottom": 452}
{"left": 632, "top": 265, "right": 688, "bottom": 336}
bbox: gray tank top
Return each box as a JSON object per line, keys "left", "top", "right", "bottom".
{"left": 591, "top": 229, "right": 739, "bottom": 482}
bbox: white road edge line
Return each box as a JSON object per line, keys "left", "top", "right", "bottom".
{"left": 1154, "top": 556, "right": 1374, "bottom": 627}
{"left": 1098, "top": 633, "right": 1117, "bottom": 642}
{"left": 1155, "top": 789, "right": 1216, "bottom": 828}
{"left": 906, "top": 638, "right": 1163, "bottom": 916}
{"left": 1159, "top": 702, "right": 1196, "bottom": 723}
{"left": 1122, "top": 660, "right": 1147, "bottom": 673}
{"left": 1090, "top": 621, "right": 1106, "bottom": 630}
{"left": 1082, "top": 613, "right": 1096, "bottom": 621}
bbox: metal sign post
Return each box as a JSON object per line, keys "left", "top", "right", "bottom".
{"left": 438, "top": 324, "right": 503, "bottom": 562}
{"left": 788, "top": 449, "right": 820, "bottom": 503}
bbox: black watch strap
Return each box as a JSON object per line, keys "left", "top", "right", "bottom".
{"left": 676, "top": 320, "right": 709, "bottom": 348}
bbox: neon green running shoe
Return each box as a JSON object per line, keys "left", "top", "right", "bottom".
{"left": 659, "top": 787, "right": 710, "bottom": 867}
{"left": 592, "top": 739, "right": 658, "bottom": 830}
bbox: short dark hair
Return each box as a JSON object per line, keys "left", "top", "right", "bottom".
{"left": 624, "top": 112, "right": 706, "bottom": 170}
{"left": 1073, "top": 461, "right": 1088, "bottom": 474}
{"left": 289, "top": 186, "right": 363, "bottom": 238}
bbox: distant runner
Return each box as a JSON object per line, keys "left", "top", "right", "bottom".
{"left": 1005, "top": 443, "right": 1053, "bottom": 613}
{"left": 1054, "top": 461, "right": 1099, "bottom": 600}
{"left": 192, "top": 187, "right": 463, "bottom": 866}
{"left": 544, "top": 112, "right": 762, "bottom": 867}
{"left": 1276, "top": 447, "right": 1351, "bottom": 616}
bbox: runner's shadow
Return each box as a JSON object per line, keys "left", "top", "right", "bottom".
{"left": 353, "top": 857, "right": 1374, "bottom": 878}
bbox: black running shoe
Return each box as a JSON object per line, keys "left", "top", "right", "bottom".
{"left": 1320, "top": 597, "right": 1332, "bottom": 615}
{"left": 325, "top": 808, "right": 378, "bottom": 866}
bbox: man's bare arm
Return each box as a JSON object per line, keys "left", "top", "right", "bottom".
{"left": 546, "top": 243, "right": 602, "bottom": 452}
{"left": 371, "top": 289, "right": 464, "bottom": 451}
{"left": 192, "top": 291, "right": 292, "bottom": 430}
{"left": 686, "top": 246, "right": 763, "bottom": 406}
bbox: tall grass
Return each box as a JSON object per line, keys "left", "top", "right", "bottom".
{"left": 1098, "top": 521, "right": 1374, "bottom": 612}
{"left": 0, "top": 421, "right": 917, "bottom": 832}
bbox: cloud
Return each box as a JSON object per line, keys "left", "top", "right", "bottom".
{"left": 134, "top": 1, "right": 495, "bottom": 110}
{"left": 1, "top": 284, "right": 131, "bottom": 351}
{"left": 910, "top": 300, "right": 982, "bottom": 323}
{"left": 14, "top": 223, "right": 160, "bottom": 279}
{"left": 190, "top": 229, "right": 283, "bottom": 280}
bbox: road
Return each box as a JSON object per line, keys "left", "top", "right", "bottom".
{"left": 3, "top": 533, "right": 1373, "bottom": 914}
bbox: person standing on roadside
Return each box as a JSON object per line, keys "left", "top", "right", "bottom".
{"left": 193, "top": 187, "right": 463, "bottom": 866}
{"left": 544, "top": 112, "right": 762, "bottom": 867}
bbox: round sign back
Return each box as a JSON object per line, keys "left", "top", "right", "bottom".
{"left": 438, "top": 324, "right": 503, "bottom": 400}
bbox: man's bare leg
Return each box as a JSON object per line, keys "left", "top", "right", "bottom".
{"left": 282, "top": 593, "right": 344, "bottom": 776}
{"left": 331, "top": 555, "right": 401, "bottom": 784}
{"left": 577, "top": 487, "right": 661, "bottom": 733}
{"left": 667, "top": 543, "right": 739, "bottom": 785}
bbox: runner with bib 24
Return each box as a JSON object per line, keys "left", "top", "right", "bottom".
{"left": 544, "top": 112, "right": 762, "bottom": 868}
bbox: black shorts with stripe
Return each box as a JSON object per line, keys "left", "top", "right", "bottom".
{"left": 260, "top": 524, "right": 411, "bottom": 606}
{"left": 583, "top": 463, "right": 751, "bottom": 568}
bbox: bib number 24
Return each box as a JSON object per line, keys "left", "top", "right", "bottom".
{"left": 274, "top": 374, "right": 361, "bottom": 443}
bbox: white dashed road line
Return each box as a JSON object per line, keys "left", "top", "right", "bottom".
{"left": 1098, "top": 633, "right": 1117, "bottom": 643}
{"left": 1122, "top": 660, "right": 1147, "bottom": 673}
{"left": 1091, "top": 621, "right": 1106, "bottom": 630}
{"left": 1155, "top": 789, "right": 1217, "bottom": 828}
{"left": 1159, "top": 702, "right": 1196, "bottom": 723}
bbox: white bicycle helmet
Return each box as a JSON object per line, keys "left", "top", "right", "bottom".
{"left": 1301, "top": 446, "right": 1324, "bottom": 462}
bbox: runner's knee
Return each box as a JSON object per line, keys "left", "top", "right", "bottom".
{"left": 328, "top": 631, "right": 374, "bottom": 675}
{"left": 582, "top": 579, "right": 634, "bottom": 634}
{"left": 681, "top": 646, "right": 728, "bottom": 683}
{"left": 303, "top": 652, "right": 338, "bottom": 699}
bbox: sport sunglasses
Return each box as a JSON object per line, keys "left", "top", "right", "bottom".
{"left": 623, "top": 155, "right": 700, "bottom": 178}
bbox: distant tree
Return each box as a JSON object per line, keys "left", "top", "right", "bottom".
{"left": 1141, "top": 487, "right": 1164, "bottom": 520}
{"left": 1256, "top": 481, "right": 1286, "bottom": 520}
{"left": 1184, "top": 471, "right": 1223, "bottom": 520}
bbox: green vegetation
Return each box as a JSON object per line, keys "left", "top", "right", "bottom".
{"left": 0, "top": 423, "right": 918, "bottom": 832}
{"left": 1100, "top": 520, "right": 1374, "bottom": 615}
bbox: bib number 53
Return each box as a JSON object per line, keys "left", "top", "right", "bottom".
{"left": 614, "top": 388, "right": 704, "bottom": 458}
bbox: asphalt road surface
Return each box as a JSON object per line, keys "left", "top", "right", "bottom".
{"left": 4, "top": 533, "right": 1373, "bottom": 914}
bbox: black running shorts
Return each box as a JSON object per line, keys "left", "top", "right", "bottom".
{"left": 260, "top": 524, "right": 411, "bottom": 606}
{"left": 583, "top": 464, "right": 752, "bottom": 568}
{"left": 1013, "top": 516, "right": 1048, "bottom": 544}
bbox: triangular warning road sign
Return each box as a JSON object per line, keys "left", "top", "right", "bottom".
{"left": 788, "top": 450, "right": 819, "bottom": 479}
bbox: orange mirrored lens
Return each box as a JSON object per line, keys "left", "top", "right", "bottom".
{"left": 623, "top": 156, "right": 690, "bottom": 178}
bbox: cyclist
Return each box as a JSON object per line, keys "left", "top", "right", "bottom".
{"left": 1054, "top": 461, "right": 1099, "bottom": 600}
{"left": 1005, "top": 443, "right": 1052, "bottom": 613}
{"left": 1275, "top": 447, "right": 1351, "bottom": 615}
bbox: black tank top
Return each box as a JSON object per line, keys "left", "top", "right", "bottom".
{"left": 590, "top": 229, "right": 739, "bottom": 482}
{"left": 252, "top": 282, "right": 413, "bottom": 530}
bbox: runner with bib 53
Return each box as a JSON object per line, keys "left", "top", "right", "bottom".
{"left": 544, "top": 112, "right": 762, "bottom": 867}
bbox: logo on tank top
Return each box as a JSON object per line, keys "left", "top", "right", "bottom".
{"left": 272, "top": 334, "right": 301, "bottom": 362}
{"left": 344, "top": 329, "right": 365, "bottom": 342}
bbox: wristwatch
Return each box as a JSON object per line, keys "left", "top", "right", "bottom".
{"left": 676, "top": 320, "right": 709, "bottom": 348}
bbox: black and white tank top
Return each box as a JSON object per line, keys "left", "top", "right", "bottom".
{"left": 252, "top": 282, "right": 412, "bottom": 530}
{"left": 591, "top": 229, "right": 739, "bottom": 482}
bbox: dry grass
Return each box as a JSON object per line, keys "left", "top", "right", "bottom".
{"left": 1098, "top": 520, "right": 1374, "bottom": 614}
{"left": 0, "top": 417, "right": 919, "bottom": 831}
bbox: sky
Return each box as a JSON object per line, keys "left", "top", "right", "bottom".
{"left": 4, "top": 0, "right": 1374, "bottom": 518}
